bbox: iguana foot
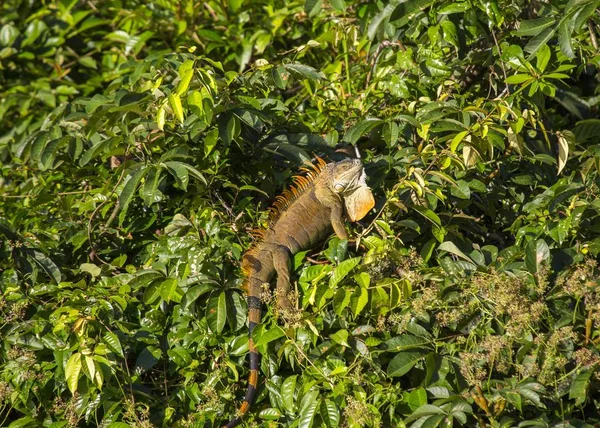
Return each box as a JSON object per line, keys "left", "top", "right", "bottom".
{"left": 275, "top": 291, "right": 294, "bottom": 313}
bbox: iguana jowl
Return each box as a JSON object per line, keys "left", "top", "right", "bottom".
{"left": 223, "top": 157, "right": 375, "bottom": 427}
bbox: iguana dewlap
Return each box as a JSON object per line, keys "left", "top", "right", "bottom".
{"left": 223, "top": 157, "right": 374, "bottom": 427}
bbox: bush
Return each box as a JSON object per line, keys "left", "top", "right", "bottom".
{"left": 1, "top": 0, "right": 600, "bottom": 426}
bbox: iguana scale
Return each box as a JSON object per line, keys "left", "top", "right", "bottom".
{"left": 223, "top": 157, "right": 375, "bottom": 427}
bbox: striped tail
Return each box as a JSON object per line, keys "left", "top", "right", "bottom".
{"left": 223, "top": 262, "right": 264, "bottom": 427}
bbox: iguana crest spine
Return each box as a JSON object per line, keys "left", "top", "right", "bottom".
{"left": 248, "top": 156, "right": 327, "bottom": 243}
{"left": 223, "top": 156, "right": 374, "bottom": 428}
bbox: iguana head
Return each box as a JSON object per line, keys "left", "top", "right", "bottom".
{"left": 331, "top": 159, "right": 375, "bottom": 222}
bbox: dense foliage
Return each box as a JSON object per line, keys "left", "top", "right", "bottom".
{"left": 2, "top": 0, "right": 600, "bottom": 426}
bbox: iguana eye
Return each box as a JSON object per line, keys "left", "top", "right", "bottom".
{"left": 334, "top": 183, "right": 345, "bottom": 192}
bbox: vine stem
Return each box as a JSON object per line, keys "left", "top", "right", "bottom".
{"left": 87, "top": 168, "right": 126, "bottom": 265}
{"left": 589, "top": 20, "right": 598, "bottom": 50}
{"left": 342, "top": 35, "right": 353, "bottom": 97}
{"left": 365, "top": 40, "right": 406, "bottom": 89}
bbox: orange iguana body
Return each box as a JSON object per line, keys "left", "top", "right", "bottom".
{"left": 223, "top": 157, "right": 375, "bottom": 427}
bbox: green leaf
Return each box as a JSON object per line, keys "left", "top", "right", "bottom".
{"left": 0, "top": 24, "right": 19, "bottom": 46}
{"left": 513, "top": 17, "right": 556, "bottom": 36}
{"left": 384, "top": 334, "right": 430, "bottom": 352}
{"left": 298, "top": 389, "right": 320, "bottom": 427}
{"left": 135, "top": 346, "right": 161, "bottom": 372}
{"left": 330, "top": 257, "right": 361, "bottom": 288}
{"left": 450, "top": 130, "right": 469, "bottom": 152}
{"left": 412, "top": 205, "right": 442, "bottom": 228}
{"left": 505, "top": 74, "right": 533, "bottom": 84}
{"left": 80, "top": 262, "right": 101, "bottom": 278}
{"left": 524, "top": 26, "right": 556, "bottom": 57}
{"left": 141, "top": 166, "right": 163, "bottom": 206}
{"left": 272, "top": 65, "right": 290, "bottom": 90}
{"left": 350, "top": 286, "right": 368, "bottom": 317}
{"left": 281, "top": 375, "right": 297, "bottom": 413}
{"left": 354, "top": 272, "right": 370, "bottom": 288}
{"left": 176, "top": 60, "right": 195, "bottom": 95}
{"left": 569, "top": 370, "right": 592, "bottom": 405}
{"left": 574, "top": 119, "right": 600, "bottom": 143}
{"left": 536, "top": 44, "right": 551, "bottom": 72}
{"left": 119, "top": 168, "right": 147, "bottom": 222}
{"left": 333, "top": 288, "right": 352, "bottom": 315}
{"left": 437, "top": 241, "right": 472, "bottom": 262}
{"left": 255, "top": 326, "right": 286, "bottom": 347}
{"left": 82, "top": 354, "right": 96, "bottom": 382}
{"left": 65, "top": 352, "right": 82, "bottom": 394}
{"left": 420, "top": 239, "right": 436, "bottom": 262}
{"left": 39, "top": 137, "right": 68, "bottom": 170}
{"left": 516, "top": 383, "right": 546, "bottom": 408}
{"left": 321, "top": 399, "right": 340, "bottom": 427}
{"left": 27, "top": 250, "right": 62, "bottom": 284}
{"left": 204, "top": 128, "right": 218, "bottom": 157}
{"left": 206, "top": 291, "right": 227, "bottom": 334}
{"left": 103, "top": 332, "right": 124, "bottom": 357}
{"left": 558, "top": 16, "right": 575, "bottom": 59}
{"left": 406, "top": 387, "right": 428, "bottom": 411}
{"left": 7, "top": 417, "right": 39, "bottom": 428}
{"left": 22, "top": 19, "right": 48, "bottom": 47}
{"left": 156, "top": 104, "right": 166, "bottom": 130}
{"left": 368, "top": 0, "right": 402, "bottom": 40}
{"left": 259, "top": 408, "right": 282, "bottom": 420}
{"left": 330, "top": 0, "right": 346, "bottom": 11}
{"left": 343, "top": 118, "right": 384, "bottom": 145}
{"left": 284, "top": 63, "right": 325, "bottom": 81}
{"left": 163, "top": 161, "right": 190, "bottom": 191}
{"left": 525, "top": 239, "right": 550, "bottom": 274}
{"left": 182, "top": 284, "right": 213, "bottom": 309}
{"left": 382, "top": 121, "right": 399, "bottom": 146}
{"left": 169, "top": 93, "right": 184, "bottom": 124}
{"left": 160, "top": 277, "right": 181, "bottom": 303}
{"left": 404, "top": 404, "right": 447, "bottom": 423}
{"left": 330, "top": 329, "right": 349, "bottom": 347}
{"left": 387, "top": 351, "right": 426, "bottom": 377}
{"left": 218, "top": 113, "right": 240, "bottom": 145}
{"left": 441, "top": 20, "right": 458, "bottom": 48}
{"left": 304, "top": 0, "right": 322, "bottom": 18}
{"left": 164, "top": 161, "right": 207, "bottom": 186}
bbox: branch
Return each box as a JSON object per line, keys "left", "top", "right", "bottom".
{"left": 589, "top": 20, "right": 598, "bottom": 50}
{"left": 365, "top": 40, "right": 406, "bottom": 89}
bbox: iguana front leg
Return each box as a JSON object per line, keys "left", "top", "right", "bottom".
{"left": 330, "top": 204, "right": 349, "bottom": 241}
{"left": 273, "top": 246, "right": 293, "bottom": 311}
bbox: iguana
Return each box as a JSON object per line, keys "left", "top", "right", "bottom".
{"left": 223, "top": 156, "right": 375, "bottom": 428}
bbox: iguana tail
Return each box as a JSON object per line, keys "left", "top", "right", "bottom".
{"left": 223, "top": 251, "right": 267, "bottom": 427}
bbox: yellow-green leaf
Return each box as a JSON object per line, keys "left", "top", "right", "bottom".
{"left": 169, "top": 93, "right": 184, "bottom": 124}
{"left": 84, "top": 354, "right": 96, "bottom": 382}
{"left": 65, "top": 352, "right": 82, "bottom": 394}
{"left": 176, "top": 60, "right": 194, "bottom": 95}
{"left": 450, "top": 130, "right": 469, "bottom": 153}
{"left": 557, "top": 131, "right": 569, "bottom": 175}
{"left": 156, "top": 105, "right": 165, "bottom": 130}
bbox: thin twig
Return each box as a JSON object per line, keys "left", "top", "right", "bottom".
{"left": 87, "top": 169, "right": 126, "bottom": 265}
{"left": 491, "top": 28, "right": 509, "bottom": 95}
{"left": 306, "top": 256, "right": 330, "bottom": 265}
{"left": 365, "top": 40, "right": 406, "bottom": 89}
{"left": 86, "top": 1, "right": 98, "bottom": 12}
{"left": 104, "top": 200, "right": 121, "bottom": 229}
{"left": 214, "top": 191, "right": 234, "bottom": 219}
{"left": 203, "top": 2, "right": 218, "bottom": 20}
{"left": 589, "top": 20, "right": 598, "bottom": 50}
{"left": 1, "top": 190, "right": 92, "bottom": 198}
